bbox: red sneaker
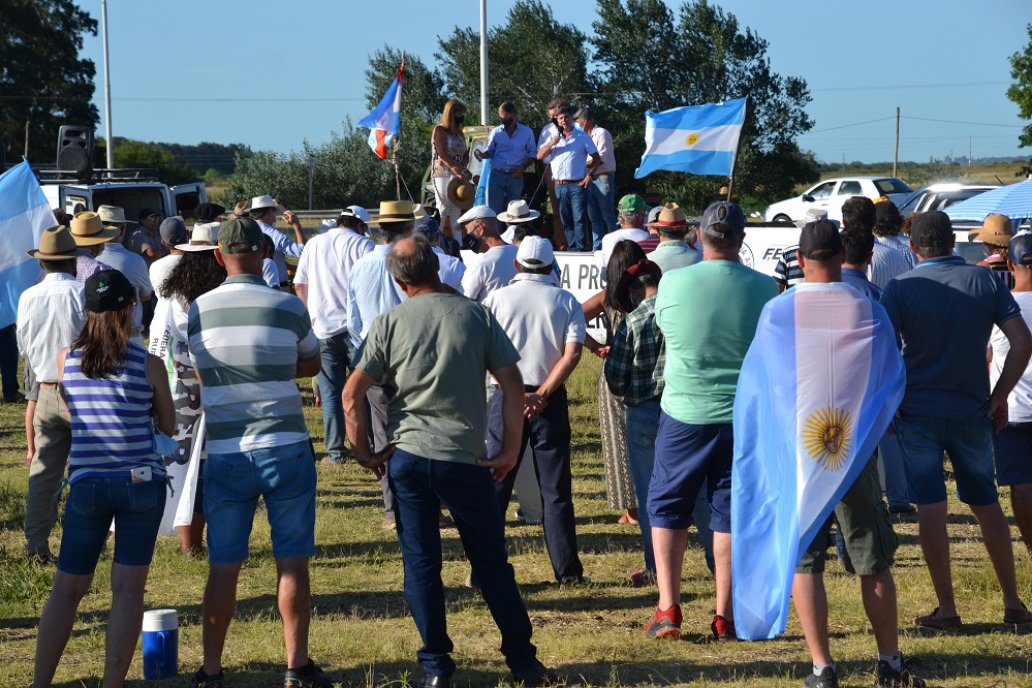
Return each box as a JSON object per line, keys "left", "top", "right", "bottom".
{"left": 711, "top": 614, "right": 736, "bottom": 641}
{"left": 644, "top": 604, "right": 682, "bottom": 639}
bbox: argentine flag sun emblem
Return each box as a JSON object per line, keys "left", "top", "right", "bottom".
{"left": 801, "top": 407, "right": 852, "bottom": 472}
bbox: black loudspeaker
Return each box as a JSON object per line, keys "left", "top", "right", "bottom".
{"left": 0, "top": 140, "right": 6, "bottom": 170}
{"left": 56, "top": 125, "right": 94, "bottom": 176}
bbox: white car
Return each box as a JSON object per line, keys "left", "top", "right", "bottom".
{"left": 763, "top": 176, "right": 913, "bottom": 224}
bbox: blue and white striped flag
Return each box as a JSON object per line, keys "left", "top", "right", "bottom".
{"left": 634, "top": 98, "right": 746, "bottom": 179}
{"left": 730, "top": 282, "right": 905, "bottom": 640}
{"left": 0, "top": 160, "right": 55, "bottom": 328}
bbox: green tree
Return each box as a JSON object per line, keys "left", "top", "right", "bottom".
{"left": 111, "top": 139, "right": 199, "bottom": 186}
{"left": 436, "top": 0, "right": 593, "bottom": 123}
{"left": 0, "top": 0, "right": 99, "bottom": 164}
{"left": 591, "top": 0, "right": 818, "bottom": 211}
{"left": 1007, "top": 23, "right": 1032, "bottom": 176}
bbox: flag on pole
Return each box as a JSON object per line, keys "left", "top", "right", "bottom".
{"left": 634, "top": 98, "right": 746, "bottom": 179}
{"left": 730, "top": 282, "right": 904, "bottom": 640}
{"left": 358, "top": 62, "right": 405, "bottom": 160}
{"left": 0, "top": 159, "right": 55, "bottom": 328}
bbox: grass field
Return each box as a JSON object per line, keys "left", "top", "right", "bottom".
{"left": 0, "top": 357, "right": 1030, "bottom": 687}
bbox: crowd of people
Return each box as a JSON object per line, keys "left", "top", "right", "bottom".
{"left": 3, "top": 111, "right": 1032, "bottom": 688}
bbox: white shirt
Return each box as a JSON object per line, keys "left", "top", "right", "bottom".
{"left": 598, "top": 228, "right": 650, "bottom": 268}
{"left": 148, "top": 253, "right": 182, "bottom": 296}
{"left": 482, "top": 273, "right": 586, "bottom": 386}
{"left": 293, "top": 227, "right": 374, "bottom": 339}
{"left": 262, "top": 259, "right": 280, "bottom": 289}
{"left": 433, "top": 246, "right": 466, "bottom": 293}
{"left": 587, "top": 125, "right": 616, "bottom": 174}
{"left": 991, "top": 290, "right": 1032, "bottom": 422}
{"left": 546, "top": 128, "right": 598, "bottom": 181}
{"left": 537, "top": 122, "right": 559, "bottom": 164}
{"left": 461, "top": 244, "right": 519, "bottom": 301}
{"left": 16, "top": 273, "right": 86, "bottom": 382}
{"left": 98, "top": 242, "right": 153, "bottom": 335}
{"left": 868, "top": 241, "right": 912, "bottom": 290}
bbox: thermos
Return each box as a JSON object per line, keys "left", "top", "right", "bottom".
{"left": 141, "top": 609, "right": 178, "bottom": 679}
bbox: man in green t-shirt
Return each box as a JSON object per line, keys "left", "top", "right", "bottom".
{"left": 644, "top": 202, "right": 778, "bottom": 641}
{"left": 342, "top": 235, "right": 558, "bottom": 688}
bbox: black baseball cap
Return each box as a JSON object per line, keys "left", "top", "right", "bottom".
{"left": 1008, "top": 233, "right": 1032, "bottom": 266}
{"left": 85, "top": 269, "right": 135, "bottom": 313}
{"left": 799, "top": 219, "right": 843, "bottom": 260}
{"left": 909, "top": 211, "right": 954, "bottom": 249}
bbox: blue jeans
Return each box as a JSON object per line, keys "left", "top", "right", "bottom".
{"left": 487, "top": 168, "right": 524, "bottom": 215}
{"left": 586, "top": 174, "right": 615, "bottom": 251}
{"left": 556, "top": 182, "right": 588, "bottom": 251}
{"left": 627, "top": 401, "right": 713, "bottom": 574}
{"left": 0, "top": 324, "right": 19, "bottom": 399}
{"left": 895, "top": 415, "right": 998, "bottom": 506}
{"left": 318, "top": 332, "right": 356, "bottom": 463}
{"left": 388, "top": 449, "right": 539, "bottom": 680}
{"left": 878, "top": 433, "right": 910, "bottom": 507}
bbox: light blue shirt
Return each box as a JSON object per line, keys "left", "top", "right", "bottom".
{"left": 258, "top": 220, "right": 304, "bottom": 284}
{"left": 547, "top": 128, "right": 598, "bottom": 181}
{"left": 486, "top": 122, "right": 535, "bottom": 171}
{"left": 98, "top": 242, "right": 152, "bottom": 335}
{"left": 346, "top": 244, "right": 407, "bottom": 348}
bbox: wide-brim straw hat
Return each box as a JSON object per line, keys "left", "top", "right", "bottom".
{"left": 647, "top": 202, "right": 689, "bottom": 230}
{"left": 446, "top": 178, "right": 475, "bottom": 211}
{"left": 28, "top": 225, "right": 89, "bottom": 260}
{"left": 176, "top": 222, "right": 220, "bottom": 251}
{"left": 372, "top": 200, "right": 417, "bottom": 226}
{"left": 497, "top": 199, "right": 540, "bottom": 224}
{"left": 969, "top": 213, "right": 1014, "bottom": 245}
{"left": 245, "top": 195, "right": 285, "bottom": 213}
{"left": 97, "top": 204, "right": 134, "bottom": 226}
{"left": 69, "top": 211, "right": 120, "bottom": 246}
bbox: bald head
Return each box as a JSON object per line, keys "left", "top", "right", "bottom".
{"left": 387, "top": 235, "right": 440, "bottom": 287}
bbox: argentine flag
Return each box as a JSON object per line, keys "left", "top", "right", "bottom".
{"left": 0, "top": 159, "right": 55, "bottom": 328}
{"left": 634, "top": 98, "right": 746, "bottom": 179}
{"left": 358, "top": 62, "right": 404, "bottom": 160}
{"left": 730, "top": 282, "right": 904, "bottom": 640}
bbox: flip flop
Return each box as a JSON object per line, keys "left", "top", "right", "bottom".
{"left": 915, "top": 607, "right": 962, "bottom": 631}
{"left": 1004, "top": 603, "right": 1032, "bottom": 625}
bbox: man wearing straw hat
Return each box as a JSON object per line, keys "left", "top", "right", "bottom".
{"left": 17, "top": 225, "right": 88, "bottom": 562}
{"left": 247, "top": 195, "right": 306, "bottom": 287}
{"left": 97, "top": 205, "right": 153, "bottom": 342}
{"left": 646, "top": 203, "right": 702, "bottom": 274}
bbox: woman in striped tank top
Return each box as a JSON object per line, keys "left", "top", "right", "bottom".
{"left": 34, "top": 269, "right": 174, "bottom": 688}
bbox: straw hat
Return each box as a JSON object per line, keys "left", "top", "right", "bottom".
{"left": 497, "top": 199, "right": 540, "bottom": 224}
{"left": 647, "top": 203, "right": 689, "bottom": 229}
{"left": 69, "top": 211, "right": 119, "bottom": 246}
{"left": 27, "top": 225, "right": 89, "bottom": 260}
{"left": 245, "top": 195, "right": 285, "bottom": 213}
{"left": 97, "top": 204, "right": 133, "bottom": 225}
{"left": 176, "top": 222, "right": 220, "bottom": 252}
{"left": 446, "top": 178, "right": 475, "bottom": 211}
{"left": 970, "top": 213, "right": 1014, "bottom": 246}
{"left": 375, "top": 200, "right": 417, "bottom": 225}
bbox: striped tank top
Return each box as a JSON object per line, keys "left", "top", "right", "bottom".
{"left": 63, "top": 342, "right": 164, "bottom": 483}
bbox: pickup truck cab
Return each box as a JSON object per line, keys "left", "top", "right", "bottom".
{"left": 38, "top": 169, "right": 207, "bottom": 221}
{"left": 764, "top": 176, "right": 912, "bottom": 224}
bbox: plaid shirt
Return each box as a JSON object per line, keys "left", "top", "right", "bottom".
{"left": 603, "top": 294, "right": 664, "bottom": 406}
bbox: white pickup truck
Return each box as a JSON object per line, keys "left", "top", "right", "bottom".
{"left": 38, "top": 169, "right": 207, "bottom": 221}
{"left": 764, "top": 176, "right": 913, "bottom": 224}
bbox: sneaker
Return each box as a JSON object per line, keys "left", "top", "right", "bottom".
{"left": 803, "top": 666, "right": 839, "bottom": 688}
{"left": 382, "top": 514, "right": 397, "bottom": 531}
{"left": 711, "top": 614, "right": 736, "bottom": 641}
{"left": 190, "top": 667, "right": 225, "bottom": 688}
{"left": 558, "top": 575, "right": 591, "bottom": 586}
{"left": 511, "top": 661, "right": 560, "bottom": 687}
{"left": 644, "top": 604, "right": 682, "bottom": 639}
{"left": 284, "top": 659, "right": 333, "bottom": 688}
{"left": 875, "top": 656, "right": 926, "bottom": 688}
{"left": 629, "top": 570, "right": 656, "bottom": 588}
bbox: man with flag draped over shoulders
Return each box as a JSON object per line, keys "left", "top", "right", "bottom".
{"left": 731, "top": 220, "right": 923, "bottom": 688}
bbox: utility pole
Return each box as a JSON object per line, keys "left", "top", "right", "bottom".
{"left": 101, "top": 0, "right": 114, "bottom": 170}
{"left": 892, "top": 106, "right": 899, "bottom": 179}
{"left": 968, "top": 134, "right": 972, "bottom": 169}
{"left": 479, "top": 0, "right": 489, "bottom": 125}
{"left": 307, "top": 154, "right": 315, "bottom": 210}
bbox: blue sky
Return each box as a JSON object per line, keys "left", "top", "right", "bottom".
{"left": 74, "top": 0, "right": 1030, "bottom": 164}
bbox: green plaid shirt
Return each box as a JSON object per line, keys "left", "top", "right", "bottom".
{"left": 603, "top": 294, "right": 664, "bottom": 406}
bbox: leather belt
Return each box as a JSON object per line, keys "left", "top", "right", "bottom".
{"left": 555, "top": 179, "right": 581, "bottom": 185}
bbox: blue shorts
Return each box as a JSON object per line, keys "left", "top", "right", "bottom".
{"left": 647, "top": 413, "right": 733, "bottom": 533}
{"left": 895, "top": 415, "right": 998, "bottom": 506}
{"left": 57, "top": 476, "right": 166, "bottom": 575}
{"left": 204, "top": 440, "right": 316, "bottom": 565}
{"left": 992, "top": 422, "right": 1032, "bottom": 486}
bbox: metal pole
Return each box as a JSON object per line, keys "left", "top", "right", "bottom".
{"left": 101, "top": 0, "right": 114, "bottom": 170}
{"left": 479, "top": 0, "right": 488, "bottom": 125}
{"left": 892, "top": 106, "right": 899, "bottom": 179}
{"left": 307, "top": 154, "right": 315, "bottom": 210}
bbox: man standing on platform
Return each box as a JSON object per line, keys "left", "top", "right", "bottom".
{"left": 480, "top": 101, "right": 536, "bottom": 215}
{"left": 575, "top": 107, "right": 617, "bottom": 247}
{"left": 537, "top": 105, "right": 601, "bottom": 252}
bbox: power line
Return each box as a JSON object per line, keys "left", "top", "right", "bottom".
{"left": 807, "top": 117, "right": 895, "bottom": 134}
{"left": 901, "top": 115, "right": 1023, "bottom": 128}
{"left": 810, "top": 80, "right": 1008, "bottom": 92}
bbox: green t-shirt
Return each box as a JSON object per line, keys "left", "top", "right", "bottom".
{"left": 655, "top": 259, "right": 777, "bottom": 424}
{"left": 354, "top": 293, "right": 519, "bottom": 464}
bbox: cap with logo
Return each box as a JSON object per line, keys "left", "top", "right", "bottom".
{"left": 218, "top": 217, "right": 263, "bottom": 254}
{"left": 85, "top": 269, "right": 135, "bottom": 313}
{"left": 799, "top": 219, "right": 843, "bottom": 260}
{"left": 701, "top": 201, "right": 746, "bottom": 240}
{"left": 516, "top": 235, "right": 554, "bottom": 268}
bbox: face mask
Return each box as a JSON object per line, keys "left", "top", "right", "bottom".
{"left": 502, "top": 117, "right": 515, "bottom": 128}
{"left": 455, "top": 115, "right": 465, "bottom": 126}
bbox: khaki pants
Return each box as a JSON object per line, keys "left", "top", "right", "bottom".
{"left": 25, "top": 383, "right": 71, "bottom": 558}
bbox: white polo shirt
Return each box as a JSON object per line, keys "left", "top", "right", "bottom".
{"left": 293, "top": 227, "right": 374, "bottom": 339}
{"left": 482, "top": 272, "right": 586, "bottom": 387}
{"left": 598, "top": 227, "right": 651, "bottom": 268}
{"left": 461, "top": 244, "right": 519, "bottom": 302}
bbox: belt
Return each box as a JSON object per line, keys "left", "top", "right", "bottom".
{"left": 555, "top": 179, "right": 582, "bottom": 185}
{"left": 40, "top": 381, "right": 58, "bottom": 387}
{"left": 494, "top": 167, "right": 517, "bottom": 175}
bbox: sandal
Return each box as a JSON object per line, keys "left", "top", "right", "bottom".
{"left": 1003, "top": 602, "right": 1032, "bottom": 625}
{"left": 915, "top": 607, "right": 962, "bottom": 631}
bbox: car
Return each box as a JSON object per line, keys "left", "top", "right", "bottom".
{"left": 896, "top": 183, "right": 998, "bottom": 216}
{"left": 763, "top": 176, "right": 913, "bottom": 224}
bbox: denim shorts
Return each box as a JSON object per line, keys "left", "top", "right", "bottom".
{"left": 991, "top": 422, "right": 1032, "bottom": 487}
{"left": 57, "top": 476, "right": 166, "bottom": 575}
{"left": 203, "top": 440, "right": 316, "bottom": 565}
{"left": 647, "top": 413, "right": 733, "bottom": 533}
{"left": 895, "top": 415, "right": 998, "bottom": 506}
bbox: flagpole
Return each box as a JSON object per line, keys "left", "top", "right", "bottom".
{"left": 479, "top": 0, "right": 489, "bottom": 125}
{"left": 725, "top": 95, "right": 748, "bottom": 202}
{"left": 101, "top": 0, "right": 114, "bottom": 170}
{"left": 395, "top": 53, "right": 404, "bottom": 201}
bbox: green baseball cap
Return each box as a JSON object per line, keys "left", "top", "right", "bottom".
{"left": 218, "top": 217, "right": 263, "bottom": 254}
{"left": 618, "top": 194, "right": 646, "bottom": 212}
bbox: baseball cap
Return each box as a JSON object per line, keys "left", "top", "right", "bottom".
{"left": 516, "top": 235, "right": 554, "bottom": 268}
{"left": 193, "top": 202, "right": 226, "bottom": 223}
{"left": 618, "top": 194, "right": 646, "bottom": 213}
{"left": 218, "top": 217, "right": 263, "bottom": 254}
{"left": 159, "top": 216, "right": 187, "bottom": 245}
{"left": 798, "top": 219, "right": 843, "bottom": 260}
{"left": 138, "top": 208, "right": 161, "bottom": 222}
{"left": 85, "top": 269, "right": 135, "bottom": 313}
{"left": 457, "top": 204, "right": 496, "bottom": 225}
{"left": 414, "top": 216, "right": 441, "bottom": 239}
{"left": 909, "top": 211, "right": 954, "bottom": 249}
{"left": 701, "top": 201, "right": 746, "bottom": 239}
{"left": 341, "top": 205, "right": 371, "bottom": 223}
{"left": 1008, "top": 233, "right": 1032, "bottom": 266}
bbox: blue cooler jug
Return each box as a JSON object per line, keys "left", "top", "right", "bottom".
{"left": 142, "top": 609, "right": 178, "bottom": 679}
